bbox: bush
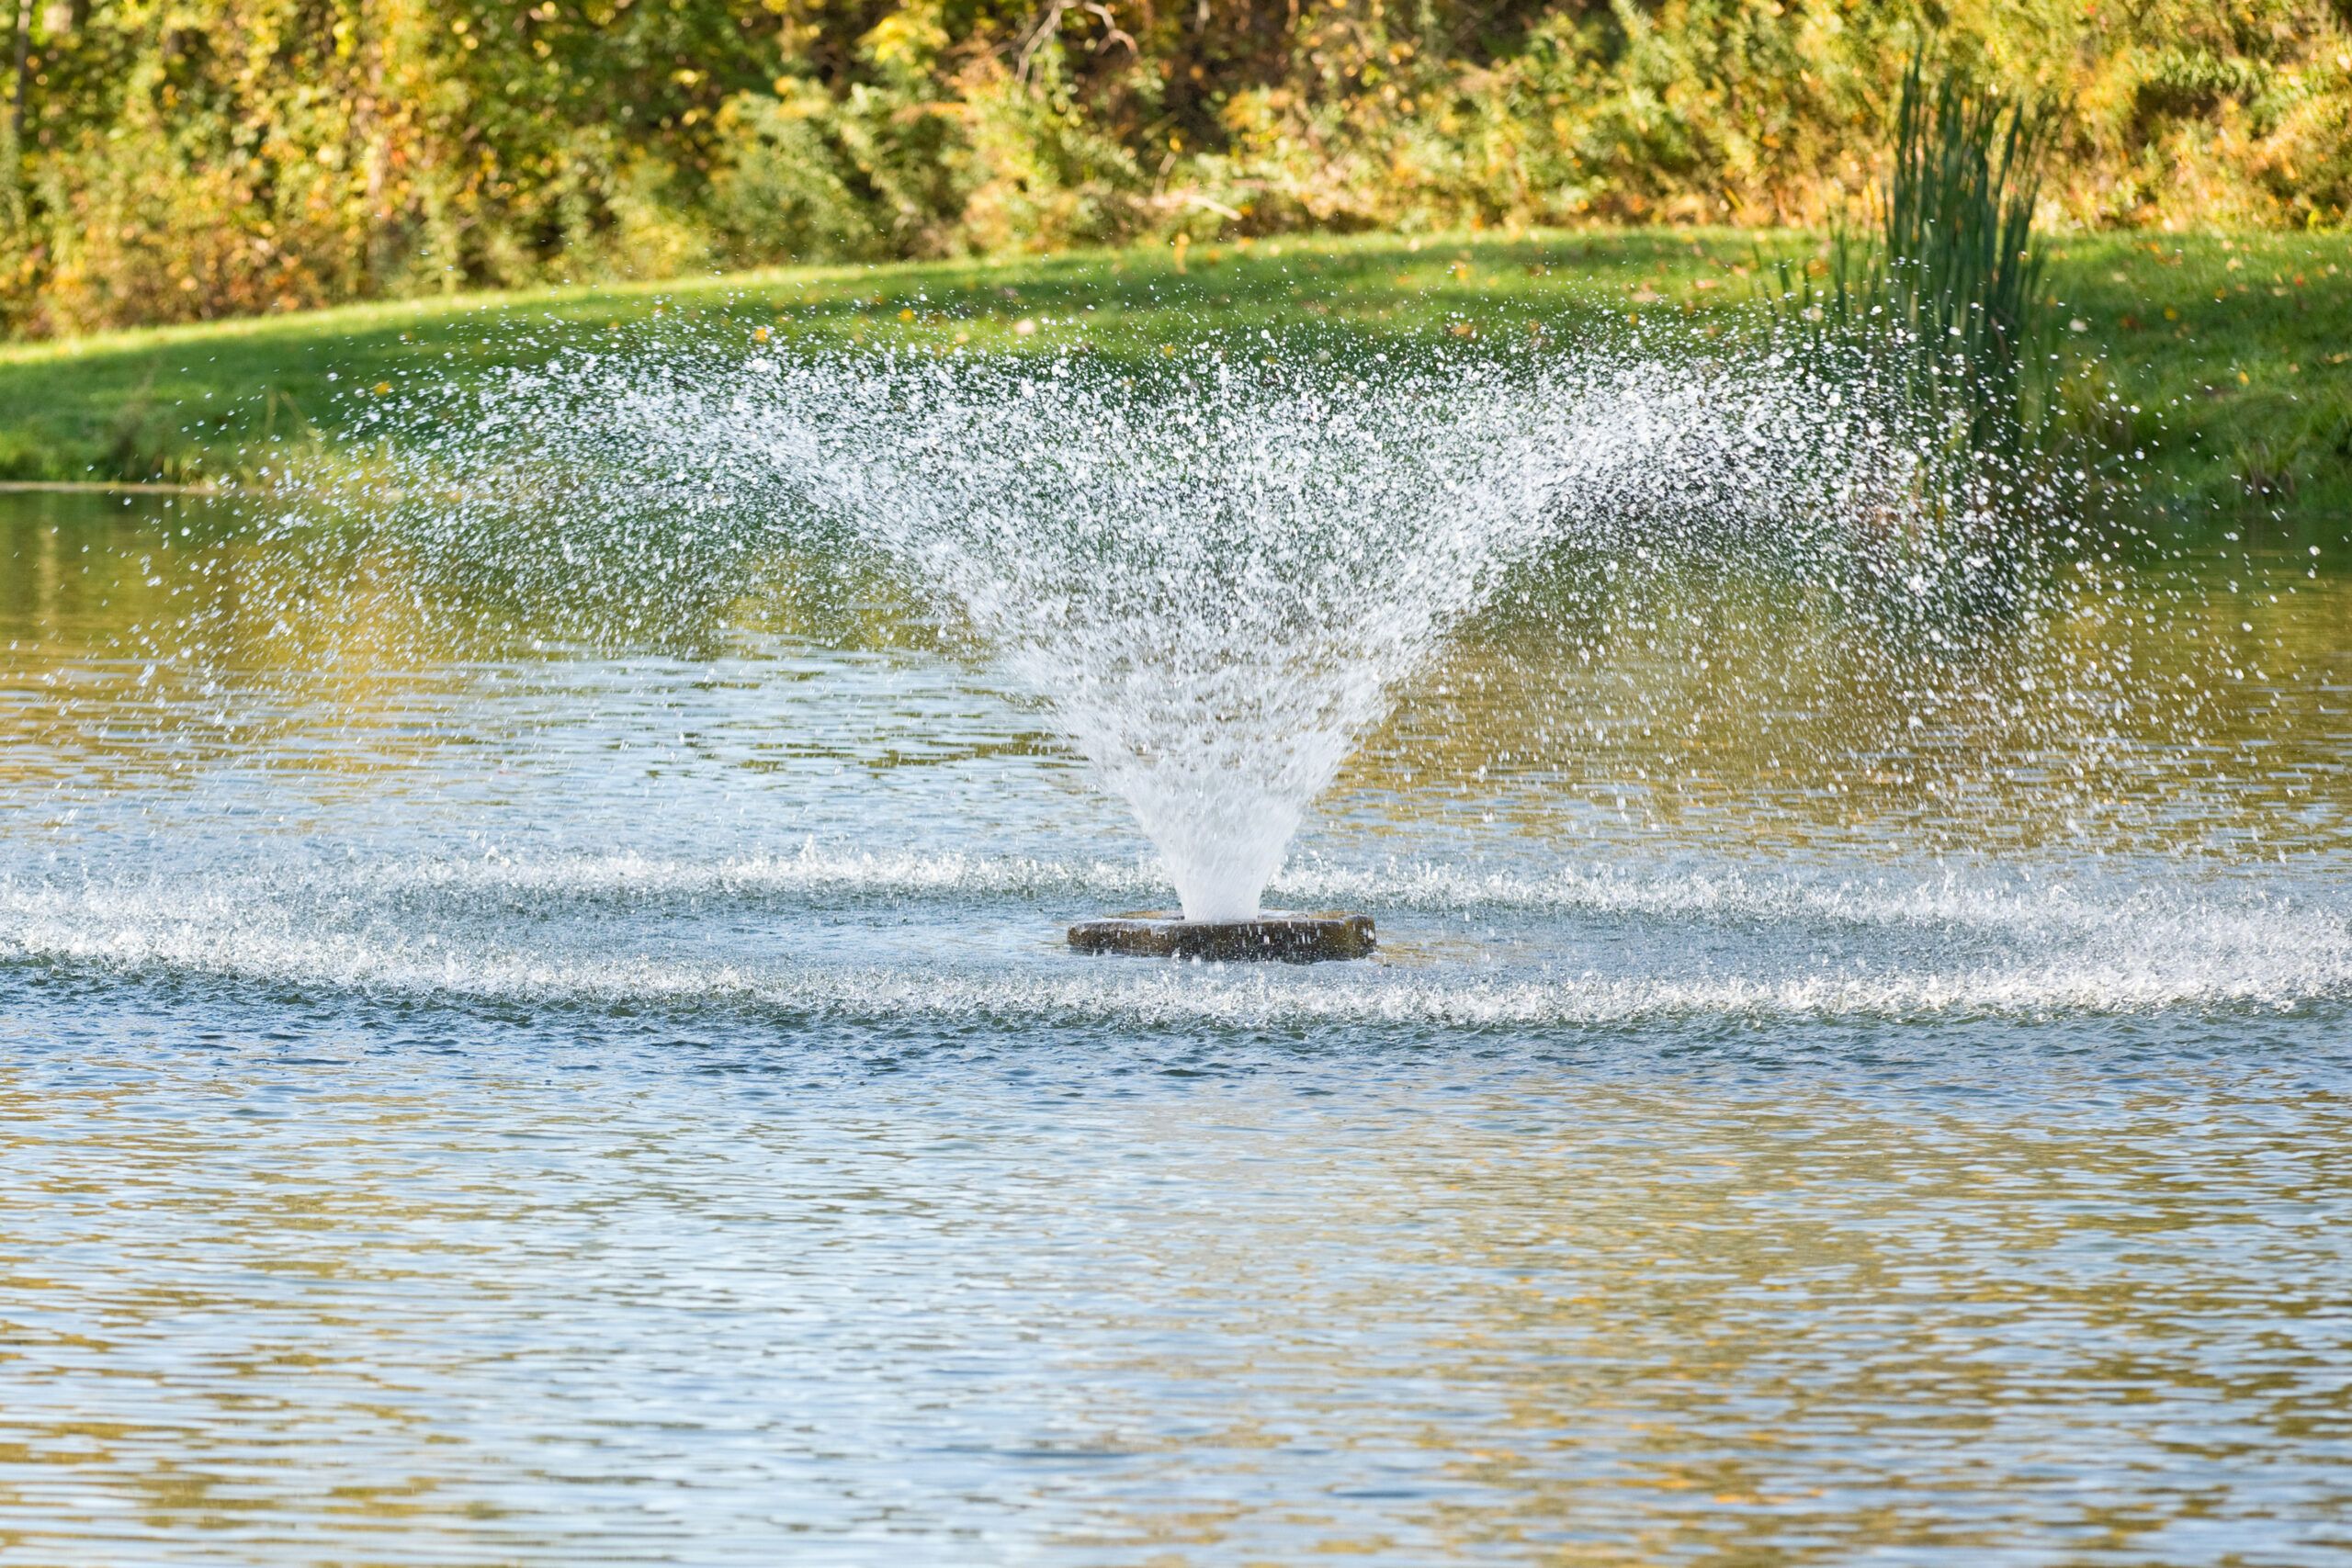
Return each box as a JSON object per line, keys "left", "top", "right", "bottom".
{"left": 3, "top": 0, "right": 2349, "bottom": 334}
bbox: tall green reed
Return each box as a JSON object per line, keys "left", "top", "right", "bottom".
{"left": 1775, "top": 53, "right": 2060, "bottom": 457}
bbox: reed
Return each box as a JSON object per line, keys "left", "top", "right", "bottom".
{"left": 1775, "top": 54, "right": 2060, "bottom": 453}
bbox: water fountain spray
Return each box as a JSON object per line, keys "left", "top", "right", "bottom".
{"left": 318, "top": 329, "right": 1962, "bottom": 961}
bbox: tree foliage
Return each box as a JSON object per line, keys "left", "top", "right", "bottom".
{"left": 3, "top": 0, "right": 2347, "bottom": 334}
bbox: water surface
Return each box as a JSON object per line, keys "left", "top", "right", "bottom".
{"left": 3, "top": 491, "right": 2348, "bottom": 1564}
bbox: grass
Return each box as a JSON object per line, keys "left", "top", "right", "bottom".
{"left": 0, "top": 226, "right": 2346, "bottom": 528}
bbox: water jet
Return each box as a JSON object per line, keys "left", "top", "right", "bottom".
{"left": 338, "top": 336, "right": 1988, "bottom": 945}
{"left": 1069, "top": 911, "right": 1374, "bottom": 963}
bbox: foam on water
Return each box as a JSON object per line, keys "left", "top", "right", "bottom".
{"left": 97, "top": 841, "right": 2304, "bottom": 940}
{"left": 5, "top": 851, "right": 2341, "bottom": 1027}
{"left": 309, "top": 331, "right": 2007, "bottom": 919}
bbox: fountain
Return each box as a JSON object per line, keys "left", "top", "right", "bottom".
{"left": 318, "top": 328, "right": 1988, "bottom": 961}
{"left": 1069, "top": 909, "right": 1377, "bottom": 962}
{"left": 12, "top": 318, "right": 2352, "bottom": 1568}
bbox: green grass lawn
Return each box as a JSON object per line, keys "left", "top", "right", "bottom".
{"left": 2, "top": 227, "right": 2346, "bottom": 526}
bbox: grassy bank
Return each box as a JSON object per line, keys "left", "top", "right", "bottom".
{"left": 2, "top": 227, "right": 2346, "bottom": 526}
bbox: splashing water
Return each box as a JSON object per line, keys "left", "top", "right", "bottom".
{"left": 303, "top": 329, "right": 2016, "bottom": 920}
{"left": 18, "top": 305, "right": 2352, "bottom": 1568}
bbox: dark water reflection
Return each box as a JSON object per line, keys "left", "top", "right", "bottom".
{"left": 3, "top": 492, "right": 2349, "bottom": 1563}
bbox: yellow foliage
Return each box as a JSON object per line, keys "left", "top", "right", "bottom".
{"left": 3, "top": 0, "right": 2348, "bottom": 335}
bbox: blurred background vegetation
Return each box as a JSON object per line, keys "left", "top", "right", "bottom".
{"left": 3, "top": 0, "right": 2349, "bottom": 338}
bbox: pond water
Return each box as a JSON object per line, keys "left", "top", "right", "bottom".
{"left": 3, "top": 489, "right": 2349, "bottom": 1564}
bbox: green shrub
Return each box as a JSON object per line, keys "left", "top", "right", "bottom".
{"left": 707, "top": 90, "right": 899, "bottom": 265}
{"left": 4, "top": 0, "right": 2350, "bottom": 333}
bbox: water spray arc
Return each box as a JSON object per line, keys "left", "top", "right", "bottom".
{"left": 333, "top": 330, "right": 2007, "bottom": 959}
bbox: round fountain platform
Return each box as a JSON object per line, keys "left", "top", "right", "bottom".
{"left": 1069, "top": 912, "right": 1375, "bottom": 963}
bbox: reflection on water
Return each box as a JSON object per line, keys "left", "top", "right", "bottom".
{"left": 6, "top": 494, "right": 2346, "bottom": 870}
{"left": 5, "top": 1005, "right": 2348, "bottom": 1565}
{"left": 3, "top": 491, "right": 2350, "bottom": 1563}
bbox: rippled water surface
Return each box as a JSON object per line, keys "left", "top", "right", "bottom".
{"left": 4, "top": 491, "right": 2350, "bottom": 1564}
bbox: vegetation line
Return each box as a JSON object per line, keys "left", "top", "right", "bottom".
{"left": 0, "top": 479, "right": 221, "bottom": 495}
{"left": 0, "top": 5, "right": 2342, "bottom": 338}
{"left": 0, "top": 227, "right": 2343, "bottom": 526}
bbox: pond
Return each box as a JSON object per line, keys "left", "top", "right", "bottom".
{"left": 3, "top": 486, "right": 2348, "bottom": 1564}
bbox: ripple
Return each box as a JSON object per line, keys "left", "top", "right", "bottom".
{"left": 4, "top": 850, "right": 2344, "bottom": 1027}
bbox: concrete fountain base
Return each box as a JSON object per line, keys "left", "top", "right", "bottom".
{"left": 1069, "top": 912, "right": 1375, "bottom": 963}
